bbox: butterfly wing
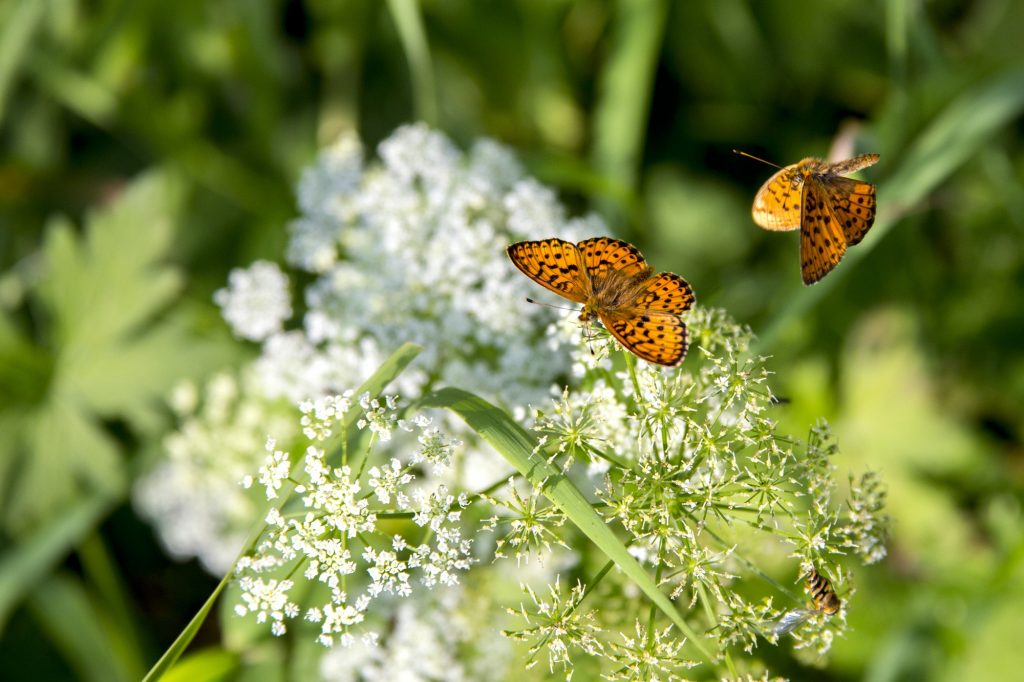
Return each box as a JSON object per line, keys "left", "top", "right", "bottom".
{"left": 752, "top": 166, "right": 804, "bottom": 231}
{"left": 634, "top": 272, "right": 695, "bottom": 314}
{"left": 577, "top": 237, "right": 650, "bottom": 278}
{"left": 799, "top": 180, "right": 848, "bottom": 285}
{"left": 827, "top": 152, "right": 879, "bottom": 176}
{"left": 824, "top": 176, "right": 876, "bottom": 246}
{"left": 507, "top": 239, "right": 590, "bottom": 303}
{"left": 601, "top": 311, "right": 688, "bottom": 367}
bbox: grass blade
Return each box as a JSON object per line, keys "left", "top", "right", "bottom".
{"left": 386, "top": 0, "right": 437, "bottom": 125}
{"left": 0, "top": 0, "right": 47, "bottom": 125}
{"left": 591, "top": 0, "right": 668, "bottom": 229}
{"left": 0, "top": 492, "right": 117, "bottom": 632}
{"left": 421, "top": 386, "right": 716, "bottom": 665}
{"left": 29, "top": 573, "right": 136, "bottom": 682}
{"left": 161, "top": 648, "right": 239, "bottom": 682}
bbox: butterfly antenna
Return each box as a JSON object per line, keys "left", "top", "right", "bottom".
{"left": 525, "top": 297, "right": 577, "bottom": 313}
{"left": 732, "top": 149, "right": 781, "bottom": 169}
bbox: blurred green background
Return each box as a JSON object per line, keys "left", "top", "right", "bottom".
{"left": 1, "top": 0, "right": 1022, "bottom": 680}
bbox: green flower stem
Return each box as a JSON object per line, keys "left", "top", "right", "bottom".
{"left": 386, "top": 0, "right": 437, "bottom": 125}
{"left": 531, "top": 560, "right": 616, "bottom": 662}
{"left": 697, "top": 582, "right": 737, "bottom": 677}
{"left": 423, "top": 387, "right": 717, "bottom": 666}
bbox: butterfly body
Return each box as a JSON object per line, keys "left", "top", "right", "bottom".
{"left": 751, "top": 153, "right": 879, "bottom": 285}
{"left": 507, "top": 237, "right": 694, "bottom": 367}
{"left": 579, "top": 264, "right": 651, "bottom": 322}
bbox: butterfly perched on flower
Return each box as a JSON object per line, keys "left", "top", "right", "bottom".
{"left": 506, "top": 237, "right": 695, "bottom": 366}
{"left": 743, "top": 152, "right": 879, "bottom": 285}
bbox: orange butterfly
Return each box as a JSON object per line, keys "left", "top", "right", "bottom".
{"left": 507, "top": 237, "right": 695, "bottom": 366}
{"left": 743, "top": 152, "right": 879, "bottom": 285}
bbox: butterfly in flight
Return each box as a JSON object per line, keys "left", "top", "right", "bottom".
{"left": 506, "top": 237, "right": 695, "bottom": 366}
{"left": 740, "top": 151, "right": 879, "bottom": 285}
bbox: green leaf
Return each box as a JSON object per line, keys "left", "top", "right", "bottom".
{"left": 67, "top": 311, "right": 233, "bottom": 430}
{"left": 161, "top": 648, "right": 239, "bottom": 682}
{"left": 0, "top": 309, "right": 53, "bottom": 411}
{"left": 3, "top": 170, "right": 234, "bottom": 531}
{"left": 0, "top": 397, "right": 124, "bottom": 533}
{"left": 386, "top": 0, "right": 437, "bottom": 125}
{"left": 0, "top": 492, "right": 116, "bottom": 632}
{"left": 37, "top": 172, "right": 185, "bottom": 349}
{"left": 142, "top": 342, "right": 423, "bottom": 682}
{"left": 27, "top": 572, "right": 139, "bottom": 682}
{"left": 420, "top": 387, "right": 716, "bottom": 666}
{"left": 591, "top": 0, "right": 668, "bottom": 229}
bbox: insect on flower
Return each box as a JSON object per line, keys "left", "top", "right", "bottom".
{"left": 771, "top": 567, "right": 843, "bottom": 637}
{"left": 737, "top": 151, "right": 879, "bottom": 285}
{"left": 506, "top": 237, "right": 695, "bottom": 366}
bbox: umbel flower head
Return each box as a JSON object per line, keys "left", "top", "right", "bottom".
{"left": 135, "top": 123, "right": 595, "bottom": 572}
{"left": 236, "top": 122, "right": 591, "bottom": 406}
{"left": 132, "top": 370, "right": 298, "bottom": 573}
{"left": 496, "top": 307, "right": 889, "bottom": 677}
{"left": 233, "top": 392, "right": 473, "bottom": 647}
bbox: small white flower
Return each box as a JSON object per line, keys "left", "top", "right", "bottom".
{"left": 257, "top": 439, "right": 291, "bottom": 500}
{"left": 235, "top": 577, "right": 297, "bottom": 636}
{"left": 265, "top": 507, "right": 284, "bottom": 527}
{"left": 368, "top": 458, "right": 413, "bottom": 505}
{"left": 417, "top": 526, "right": 474, "bottom": 588}
{"left": 412, "top": 485, "right": 464, "bottom": 532}
{"left": 411, "top": 425, "right": 461, "bottom": 473}
{"left": 214, "top": 261, "right": 292, "bottom": 341}
{"left": 357, "top": 393, "right": 399, "bottom": 442}
{"left": 318, "top": 599, "right": 369, "bottom": 647}
{"left": 302, "top": 465, "right": 377, "bottom": 538}
{"left": 300, "top": 391, "right": 354, "bottom": 441}
{"left": 363, "top": 547, "right": 412, "bottom": 597}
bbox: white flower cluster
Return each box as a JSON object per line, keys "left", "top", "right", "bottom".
{"left": 135, "top": 123, "right": 594, "bottom": 573}
{"left": 214, "top": 260, "right": 292, "bottom": 342}
{"left": 233, "top": 392, "right": 474, "bottom": 648}
{"left": 263, "top": 122, "right": 588, "bottom": 406}
{"left": 132, "top": 371, "right": 296, "bottom": 574}
{"left": 318, "top": 589, "right": 510, "bottom": 682}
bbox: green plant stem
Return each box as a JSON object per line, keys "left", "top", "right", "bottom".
{"left": 79, "top": 533, "right": 147, "bottom": 675}
{"left": 386, "top": 0, "right": 437, "bottom": 125}
{"left": 423, "top": 387, "right": 717, "bottom": 666}
{"left": 591, "top": 0, "right": 668, "bottom": 229}
{"left": 696, "top": 582, "right": 736, "bottom": 678}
